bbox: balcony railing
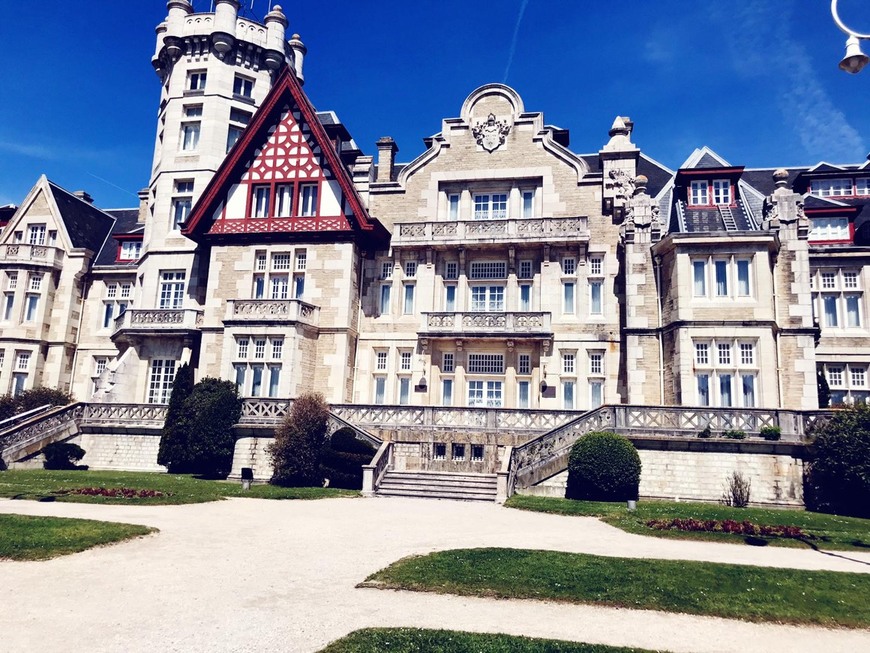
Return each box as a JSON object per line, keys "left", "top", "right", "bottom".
{"left": 0, "top": 243, "right": 64, "bottom": 269}
{"left": 393, "top": 216, "right": 589, "bottom": 246}
{"left": 421, "top": 311, "right": 552, "bottom": 336}
{"left": 224, "top": 299, "right": 319, "bottom": 327}
{"left": 112, "top": 308, "right": 203, "bottom": 338}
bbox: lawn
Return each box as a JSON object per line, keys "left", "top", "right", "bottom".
{"left": 363, "top": 548, "right": 870, "bottom": 629}
{"left": 318, "top": 628, "right": 659, "bottom": 653}
{"left": 0, "top": 513, "right": 154, "bottom": 561}
{"left": 505, "top": 494, "right": 870, "bottom": 552}
{"left": 0, "top": 470, "right": 358, "bottom": 505}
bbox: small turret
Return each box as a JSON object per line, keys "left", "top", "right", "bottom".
{"left": 264, "top": 5, "right": 288, "bottom": 71}
{"left": 288, "top": 33, "right": 307, "bottom": 84}
{"left": 164, "top": 0, "right": 193, "bottom": 60}
{"left": 213, "top": 0, "right": 240, "bottom": 57}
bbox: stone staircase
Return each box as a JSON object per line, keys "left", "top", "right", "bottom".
{"left": 376, "top": 470, "right": 498, "bottom": 502}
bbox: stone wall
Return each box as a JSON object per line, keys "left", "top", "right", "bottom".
{"left": 527, "top": 448, "right": 804, "bottom": 507}
{"left": 76, "top": 432, "right": 166, "bottom": 473}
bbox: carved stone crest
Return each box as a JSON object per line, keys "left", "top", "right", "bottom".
{"left": 608, "top": 168, "right": 635, "bottom": 201}
{"left": 472, "top": 113, "right": 511, "bottom": 152}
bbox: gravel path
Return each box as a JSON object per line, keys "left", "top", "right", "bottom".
{"left": 1, "top": 496, "right": 868, "bottom": 653}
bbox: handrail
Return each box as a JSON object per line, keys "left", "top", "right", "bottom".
{"left": 362, "top": 440, "right": 393, "bottom": 496}
{"left": 0, "top": 402, "right": 85, "bottom": 464}
{"left": 0, "top": 404, "right": 54, "bottom": 433}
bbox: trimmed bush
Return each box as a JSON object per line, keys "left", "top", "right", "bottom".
{"left": 566, "top": 431, "right": 641, "bottom": 501}
{"left": 759, "top": 426, "right": 781, "bottom": 441}
{"left": 157, "top": 363, "right": 194, "bottom": 473}
{"left": 43, "top": 442, "right": 87, "bottom": 471}
{"left": 697, "top": 424, "right": 713, "bottom": 439}
{"left": 320, "top": 428, "right": 377, "bottom": 490}
{"left": 805, "top": 403, "right": 870, "bottom": 518}
{"left": 182, "top": 378, "right": 243, "bottom": 478}
{"left": 269, "top": 393, "right": 330, "bottom": 487}
{"left": 722, "top": 429, "right": 746, "bottom": 440}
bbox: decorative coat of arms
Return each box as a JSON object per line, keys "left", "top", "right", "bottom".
{"left": 472, "top": 113, "right": 511, "bottom": 152}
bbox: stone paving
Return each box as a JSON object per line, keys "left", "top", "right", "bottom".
{"left": 1, "top": 496, "right": 869, "bottom": 653}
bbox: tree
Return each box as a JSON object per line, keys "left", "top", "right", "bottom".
{"left": 157, "top": 362, "right": 195, "bottom": 472}
{"left": 566, "top": 431, "right": 642, "bottom": 501}
{"left": 804, "top": 402, "right": 870, "bottom": 518}
{"left": 0, "top": 387, "right": 73, "bottom": 422}
{"left": 269, "top": 393, "right": 330, "bottom": 487}
{"left": 817, "top": 370, "right": 831, "bottom": 409}
{"left": 182, "top": 378, "right": 243, "bottom": 478}
{"left": 320, "top": 427, "right": 377, "bottom": 489}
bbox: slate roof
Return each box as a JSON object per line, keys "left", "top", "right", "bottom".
{"left": 694, "top": 151, "right": 729, "bottom": 169}
{"left": 94, "top": 209, "right": 141, "bottom": 267}
{"left": 47, "top": 182, "right": 116, "bottom": 254}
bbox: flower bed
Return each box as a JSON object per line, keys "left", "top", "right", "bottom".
{"left": 645, "top": 517, "right": 809, "bottom": 539}
{"left": 63, "top": 487, "right": 167, "bottom": 499}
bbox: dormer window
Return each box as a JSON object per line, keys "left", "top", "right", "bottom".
{"left": 809, "top": 217, "right": 850, "bottom": 242}
{"left": 689, "top": 179, "right": 732, "bottom": 206}
{"left": 119, "top": 240, "right": 143, "bottom": 261}
{"left": 857, "top": 178, "right": 870, "bottom": 196}
{"left": 811, "top": 178, "right": 851, "bottom": 197}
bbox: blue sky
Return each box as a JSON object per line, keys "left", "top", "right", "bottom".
{"left": 0, "top": 0, "right": 867, "bottom": 209}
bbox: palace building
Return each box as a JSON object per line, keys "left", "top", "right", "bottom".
{"left": 1, "top": 2, "right": 869, "bottom": 502}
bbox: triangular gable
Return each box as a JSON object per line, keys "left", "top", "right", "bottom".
{"left": 184, "top": 66, "right": 387, "bottom": 246}
{"left": 806, "top": 161, "right": 847, "bottom": 173}
{"left": 678, "top": 146, "right": 732, "bottom": 170}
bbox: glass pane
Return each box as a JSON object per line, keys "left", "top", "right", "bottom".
{"left": 590, "top": 381, "right": 603, "bottom": 408}
{"left": 590, "top": 281, "right": 602, "bottom": 314}
{"left": 719, "top": 374, "right": 732, "bottom": 407}
{"left": 442, "top": 379, "right": 453, "bottom": 406}
{"left": 715, "top": 261, "right": 728, "bottom": 296}
{"left": 518, "top": 381, "right": 529, "bottom": 408}
{"left": 737, "top": 260, "right": 750, "bottom": 296}
{"left": 697, "top": 374, "right": 709, "bottom": 406}
{"left": 847, "top": 296, "right": 860, "bottom": 327}
{"left": 742, "top": 374, "right": 755, "bottom": 407}
{"left": 824, "top": 296, "right": 839, "bottom": 327}
{"left": 693, "top": 261, "right": 706, "bottom": 296}
{"left": 445, "top": 286, "right": 455, "bottom": 312}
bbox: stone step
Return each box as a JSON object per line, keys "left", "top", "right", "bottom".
{"left": 384, "top": 471, "right": 497, "bottom": 483}
{"left": 376, "top": 487, "right": 497, "bottom": 502}
{"left": 379, "top": 477, "right": 497, "bottom": 490}
{"left": 376, "top": 470, "right": 498, "bottom": 501}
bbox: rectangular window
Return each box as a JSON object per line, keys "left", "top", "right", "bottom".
{"left": 719, "top": 374, "right": 733, "bottom": 407}
{"left": 227, "top": 125, "right": 245, "bottom": 153}
{"left": 517, "top": 380, "right": 530, "bottom": 408}
{"left": 448, "top": 193, "right": 460, "bottom": 220}
{"left": 717, "top": 343, "right": 731, "bottom": 366}
{"left": 180, "top": 121, "right": 200, "bottom": 151}
{"left": 469, "top": 261, "right": 507, "bottom": 279}
{"left": 237, "top": 337, "right": 249, "bottom": 359}
{"left": 847, "top": 295, "right": 861, "bottom": 327}
{"left": 518, "top": 260, "right": 533, "bottom": 279}
{"left": 275, "top": 185, "right": 293, "bottom": 216}
{"left": 562, "top": 353, "right": 575, "bottom": 374}
{"left": 445, "top": 262, "right": 458, "bottom": 280}
{"left": 94, "top": 357, "right": 108, "bottom": 377}
{"left": 562, "top": 258, "right": 576, "bottom": 275}
{"left": 255, "top": 252, "right": 268, "bottom": 272}
{"left": 821, "top": 271, "right": 837, "bottom": 289}
{"left": 715, "top": 260, "right": 729, "bottom": 296}
{"left": 811, "top": 178, "right": 852, "bottom": 197}
{"left": 3, "top": 294, "right": 13, "bottom": 321}
{"left": 404, "top": 261, "right": 417, "bottom": 278}
{"left": 375, "top": 351, "right": 388, "bottom": 371}
{"left": 470, "top": 286, "right": 504, "bottom": 312}
{"left": 589, "top": 352, "right": 603, "bottom": 375}
{"left": 250, "top": 365, "right": 263, "bottom": 397}
{"left": 433, "top": 443, "right": 446, "bottom": 460}
{"left": 697, "top": 374, "right": 710, "bottom": 406}
{"left": 147, "top": 359, "right": 176, "bottom": 404}
{"left": 379, "top": 284, "right": 391, "bottom": 315}
{"left": 24, "top": 295, "right": 39, "bottom": 322}
{"left": 27, "top": 224, "right": 46, "bottom": 245}
{"left": 158, "top": 271, "right": 185, "bottom": 309}
{"left": 810, "top": 217, "right": 850, "bottom": 241}
{"left": 234, "top": 365, "right": 246, "bottom": 393}
{"left": 28, "top": 274, "right": 43, "bottom": 292}
{"left": 712, "top": 179, "right": 731, "bottom": 205}
{"left": 522, "top": 190, "right": 534, "bottom": 218}
{"left": 273, "top": 253, "right": 292, "bottom": 271}
{"left": 6, "top": 272, "right": 17, "bottom": 290}
{"left": 226, "top": 108, "right": 252, "bottom": 153}
{"left": 467, "top": 354, "right": 504, "bottom": 374}
{"left": 452, "top": 443, "right": 466, "bottom": 460}
{"left": 519, "top": 284, "right": 531, "bottom": 311}
{"left": 172, "top": 198, "right": 192, "bottom": 229}
{"left": 402, "top": 283, "right": 415, "bottom": 315}
{"left": 15, "top": 351, "right": 30, "bottom": 371}
{"left": 590, "top": 256, "right": 603, "bottom": 276}
{"left": 518, "top": 353, "right": 531, "bottom": 375}
{"left": 741, "top": 374, "right": 756, "bottom": 408}
{"left": 253, "top": 339, "right": 266, "bottom": 359}
{"left": 381, "top": 262, "right": 394, "bottom": 279}
{"left": 120, "top": 241, "right": 142, "bottom": 260}
{"left": 695, "top": 343, "right": 709, "bottom": 365}
{"left": 271, "top": 338, "right": 284, "bottom": 359}
{"left": 374, "top": 377, "right": 386, "bottom": 405}
{"left": 270, "top": 275, "right": 288, "bottom": 300}
{"left": 851, "top": 367, "right": 866, "bottom": 388}
{"left": 295, "top": 251, "right": 307, "bottom": 272}
{"left": 690, "top": 180, "right": 708, "bottom": 205}
{"left": 398, "top": 377, "right": 411, "bottom": 405}
{"left": 268, "top": 366, "right": 281, "bottom": 398}
{"left": 187, "top": 70, "right": 207, "bottom": 90}
{"left": 471, "top": 445, "right": 484, "bottom": 462}
{"left": 827, "top": 366, "right": 844, "bottom": 387}
{"left": 589, "top": 280, "right": 603, "bottom": 315}
{"left": 739, "top": 343, "right": 754, "bottom": 366}
{"left": 442, "top": 379, "right": 453, "bottom": 406}
{"left": 233, "top": 75, "right": 254, "bottom": 98}
{"left": 293, "top": 274, "right": 305, "bottom": 299}
{"left": 693, "top": 337, "right": 758, "bottom": 405}
{"left": 442, "top": 352, "right": 454, "bottom": 373}
{"left": 562, "top": 381, "right": 575, "bottom": 409}
{"left": 857, "top": 178, "right": 870, "bottom": 196}
{"left": 444, "top": 285, "right": 456, "bottom": 312}
{"left": 12, "top": 374, "right": 26, "bottom": 396}
{"left": 299, "top": 184, "right": 318, "bottom": 216}
{"left": 590, "top": 381, "right": 603, "bottom": 408}
{"left": 736, "top": 259, "right": 751, "bottom": 296}
{"left": 563, "top": 282, "right": 575, "bottom": 314}
{"left": 400, "top": 351, "right": 412, "bottom": 371}
{"left": 693, "top": 261, "right": 707, "bottom": 297}
{"left": 824, "top": 295, "right": 839, "bottom": 327}
{"left": 253, "top": 185, "right": 270, "bottom": 218}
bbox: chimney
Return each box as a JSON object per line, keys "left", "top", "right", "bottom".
{"left": 138, "top": 188, "right": 150, "bottom": 224}
{"left": 73, "top": 191, "right": 94, "bottom": 204}
{"left": 376, "top": 137, "right": 398, "bottom": 183}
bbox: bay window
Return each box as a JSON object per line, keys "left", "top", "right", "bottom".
{"left": 693, "top": 338, "right": 757, "bottom": 407}
{"left": 812, "top": 268, "right": 863, "bottom": 329}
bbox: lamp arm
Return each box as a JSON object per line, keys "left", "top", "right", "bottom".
{"left": 831, "top": 0, "right": 870, "bottom": 39}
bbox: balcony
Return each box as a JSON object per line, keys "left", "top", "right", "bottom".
{"left": 112, "top": 308, "right": 203, "bottom": 341}
{"left": 392, "top": 216, "right": 589, "bottom": 248}
{"left": 0, "top": 243, "right": 64, "bottom": 269}
{"left": 224, "top": 299, "right": 320, "bottom": 328}
{"left": 420, "top": 311, "right": 552, "bottom": 338}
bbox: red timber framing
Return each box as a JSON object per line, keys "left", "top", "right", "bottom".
{"left": 183, "top": 65, "right": 388, "bottom": 247}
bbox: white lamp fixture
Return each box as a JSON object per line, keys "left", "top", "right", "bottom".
{"left": 832, "top": 0, "right": 870, "bottom": 74}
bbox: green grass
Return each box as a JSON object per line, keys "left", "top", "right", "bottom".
{"left": 363, "top": 548, "right": 870, "bottom": 629}
{"left": 318, "top": 628, "right": 658, "bottom": 653}
{"left": 0, "top": 470, "right": 358, "bottom": 505}
{"left": 0, "top": 513, "right": 154, "bottom": 561}
{"left": 505, "top": 494, "right": 870, "bottom": 552}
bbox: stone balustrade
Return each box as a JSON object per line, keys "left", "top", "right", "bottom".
{"left": 421, "top": 311, "right": 552, "bottom": 337}
{"left": 224, "top": 299, "right": 319, "bottom": 327}
{"left": 392, "top": 216, "right": 590, "bottom": 247}
{"left": 0, "top": 243, "right": 64, "bottom": 269}
{"left": 112, "top": 308, "right": 203, "bottom": 338}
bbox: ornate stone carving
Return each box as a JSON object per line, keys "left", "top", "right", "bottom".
{"left": 472, "top": 113, "right": 511, "bottom": 152}
{"left": 608, "top": 168, "right": 635, "bottom": 201}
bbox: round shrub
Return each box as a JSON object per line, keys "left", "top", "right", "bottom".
{"left": 804, "top": 403, "right": 870, "bottom": 518}
{"left": 43, "top": 442, "right": 86, "bottom": 471}
{"left": 320, "top": 427, "right": 377, "bottom": 490}
{"left": 566, "top": 431, "right": 641, "bottom": 501}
